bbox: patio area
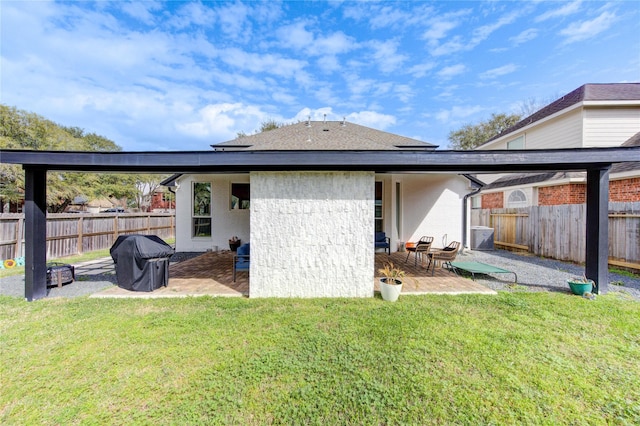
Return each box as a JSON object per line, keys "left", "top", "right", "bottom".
{"left": 92, "top": 250, "right": 496, "bottom": 298}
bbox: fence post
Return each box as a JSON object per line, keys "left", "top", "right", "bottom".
{"left": 15, "top": 216, "right": 24, "bottom": 258}
{"left": 77, "top": 216, "right": 83, "bottom": 255}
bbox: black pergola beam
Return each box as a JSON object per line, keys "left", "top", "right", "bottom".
{"left": 585, "top": 167, "right": 611, "bottom": 294}
{"left": 1, "top": 146, "right": 638, "bottom": 174}
{"left": 24, "top": 167, "right": 48, "bottom": 301}
{"left": 3, "top": 146, "right": 638, "bottom": 301}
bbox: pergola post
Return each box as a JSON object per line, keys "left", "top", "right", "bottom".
{"left": 585, "top": 166, "right": 610, "bottom": 294}
{"left": 24, "top": 167, "right": 48, "bottom": 301}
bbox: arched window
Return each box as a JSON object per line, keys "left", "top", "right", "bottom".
{"left": 507, "top": 190, "right": 527, "bottom": 208}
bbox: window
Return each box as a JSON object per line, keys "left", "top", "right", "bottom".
{"left": 230, "top": 183, "right": 250, "bottom": 210}
{"left": 507, "top": 136, "right": 524, "bottom": 150}
{"left": 375, "top": 181, "right": 383, "bottom": 232}
{"left": 507, "top": 189, "right": 527, "bottom": 208}
{"left": 192, "top": 182, "right": 211, "bottom": 237}
{"left": 471, "top": 195, "right": 481, "bottom": 209}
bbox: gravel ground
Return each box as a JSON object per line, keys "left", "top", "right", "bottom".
{"left": 457, "top": 249, "right": 640, "bottom": 300}
{"left": 1, "top": 250, "right": 638, "bottom": 301}
{"left": 0, "top": 252, "right": 203, "bottom": 299}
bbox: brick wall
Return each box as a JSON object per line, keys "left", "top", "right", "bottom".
{"left": 610, "top": 178, "right": 640, "bottom": 202}
{"left": 250, "top": 171, "right": 374, "bottom": 298}
{"left": 482, "top": 192, "right": 503, "bottom": 209}
{"left": 538, "top": 183, "right": 586, "bottom": 205}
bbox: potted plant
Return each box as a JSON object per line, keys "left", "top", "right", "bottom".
{"left": 567, "top": 276, "right": 594, "bottom": 295}
{"left": 378, "top": 262, "right": 406, "bottom": 302}
{"left": 229, "top": 236, "right": 241, "bottom": 252}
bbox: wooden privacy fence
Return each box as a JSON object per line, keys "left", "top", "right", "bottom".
{"left": 470, "top": 202, "right": 640, "bottom": 271}
{"left": 0, "top": 213, "right": 175, "bottom": 261}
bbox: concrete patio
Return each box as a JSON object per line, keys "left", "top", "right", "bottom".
{"left": 91, "top": 250, "right": 495, "bottom": 298}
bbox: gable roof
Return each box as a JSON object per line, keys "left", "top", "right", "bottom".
{"left": 480, "top": 83, "right": 640, "bottom": 147}
{"left": 212, "top": 120, "right": 437, "bottom": 151}
{"left": 611, "top": 131, "right": 640, "bottom": 174}
{"left": 482, "top": 131, "right": 640, "bottom": 190}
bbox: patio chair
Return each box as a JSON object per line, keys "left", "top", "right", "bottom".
{"left": 427, "top": 241, "right": 460, "bottom": 276}
{"left": 405, "top": 236, "right": 434, "bottom": 266}
{"left": 233, "top": 242, "right": 250, "bottom": 282}
{"left": 374, "top": 231, "right": 391, "bottom": 255}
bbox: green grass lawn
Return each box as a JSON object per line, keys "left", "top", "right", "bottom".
{"left": 1, "top": 293, "right": 639, "bottom": 424}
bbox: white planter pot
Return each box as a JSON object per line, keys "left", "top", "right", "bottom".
{"left": 380, "top": 278, "right": 403, "bottom": 302}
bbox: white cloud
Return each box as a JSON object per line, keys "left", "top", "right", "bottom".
{"left": 429, "top": 36, "right": 468, "bottom": 57}
{"left": 292, "top": 108, "right": 396, "bottom": 130}
{"left": 178, "top": 103, "right": 274, "bottom": 142}
{"left": 408, "top": 62, "right": 437, "bottom": 78}
{"left": 277, "top": 21, "right": 356, "bottom": 56}
{"left": 369, "top": 39, "right": 407, "bottom": 73}
{"left": 472, "top": 11, "right": 520, "bottom": 44}
{"left": 346, "top": 111, "right": 396, "bottom": 129}
{"left": 394, "top": 85, "right": 414, "bottom": 103}
{"left": 435, "top": 105, "right": 484, "bottom": 123}
{"left": 167, "top": 2, "right": 217, "bottom": 29}
{"left": 437, "top": 64, "right": 467, "bottom": 80}
{"left": 119, "top": 1, "right": 160, "bottom": 26}
{"left": 559, "top": 11, "right": 617, "bottom": 44}
{"left": 217, "top": 2, "right": 251, "bottom": 41}
{"left": 536, "top": 0, "right": 582, "bottom": 22}
{"left": 422, "top": 19, "right": 461, "bottom": 45}
{"left": 510, "top": 28, "right": 538, "bottom": 46}
{"left": 220, "top": 48, "right": 308, "bottom": 79}
{"left": 480, "top": 63, "right": 519, "bottom": 79}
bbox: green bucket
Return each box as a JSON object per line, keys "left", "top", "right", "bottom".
{"left": 568, "top": 280, "right": 593, "bottom": 295}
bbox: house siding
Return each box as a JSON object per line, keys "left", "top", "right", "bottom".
{"left": 583, "top": 108, "right": 640, "bottom": 148}
{"left": 524, "top": 108, "right": 583, "bottom": 149}
{"left": 250, "top": 171, "right": 374, "bottom": 298}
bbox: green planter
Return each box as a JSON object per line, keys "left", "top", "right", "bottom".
{"left": 567, "top": 279, "right": 594, "bottom": 295}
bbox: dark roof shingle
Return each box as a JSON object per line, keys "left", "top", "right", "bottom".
{"left": 212, "top": 121, "right": 437, "bottom": 151}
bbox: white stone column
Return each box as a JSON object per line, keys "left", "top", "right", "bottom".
{"left": 250, "top": 171, "right": 374, "bottom": 298}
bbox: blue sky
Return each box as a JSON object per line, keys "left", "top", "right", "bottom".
{"left": 1, "top": 1, "right": 639, "bottom": 151}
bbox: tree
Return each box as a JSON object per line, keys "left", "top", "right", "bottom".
{"left": 448, "top": 113, "right": 521, "bottom": 150}
{"left": 0, "top": 104, "right": 145, "bottom": 212}
{"left": 236, "top": 119, "right": 284, "bottom": 139}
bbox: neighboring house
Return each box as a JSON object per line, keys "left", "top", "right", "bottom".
{"left": 475, "top": 83, "right": 640, "bottom": 208}
{"left": 149, "top": 187, "right": 175, "bottom": 212}
{"left": 162, "top": 120, "right": 481, "bottom": 297}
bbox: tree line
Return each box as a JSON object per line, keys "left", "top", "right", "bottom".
{"left": 0, "top": 104, "right": 170, "bottom": 213}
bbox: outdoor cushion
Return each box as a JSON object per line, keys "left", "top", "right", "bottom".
{"left": 237, "top": 242, "right": 250, "bottom": 260}
{"left": 374, "top": 232, "right": 390, "bottom": 254}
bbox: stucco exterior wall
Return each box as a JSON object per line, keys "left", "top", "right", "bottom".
{"left": 174, "top": 174, "right": 250, "bottom": 252}
{"left": 250, "top": 171, "right": 374, "bottom": 298}
{"left": 399, "top": 174, "right": 468, "bottom": 247}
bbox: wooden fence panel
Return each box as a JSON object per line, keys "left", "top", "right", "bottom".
{"left": 472, "top": 202, "right": 640, "bottom": 270}
{"left": 0, "top": 213, "right": 175, "bottom": 261}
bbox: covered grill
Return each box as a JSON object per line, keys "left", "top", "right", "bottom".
{"left": 110, "top": 235, "right": 175, "bottom": 292}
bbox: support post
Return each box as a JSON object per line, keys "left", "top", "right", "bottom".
{"left": 585, "top": 166, "right": 610, "bottom": 294}
{"left": 24, "top": 167, "right": 48, "bottom": 301}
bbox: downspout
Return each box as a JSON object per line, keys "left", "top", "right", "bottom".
{"left": 461, "top": 175, "right": 484, "bottom": 253}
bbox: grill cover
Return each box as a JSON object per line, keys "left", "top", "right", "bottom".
{"left": 110, "top": 235, "right": 175, "bottom": 291}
